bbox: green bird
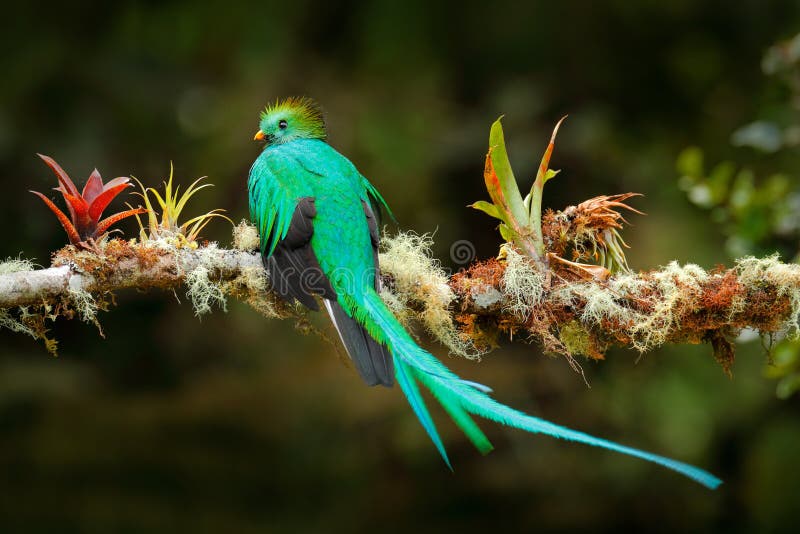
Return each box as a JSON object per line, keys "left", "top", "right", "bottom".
{"left": 247, "top": 97, "right": 721, "bottom": 489}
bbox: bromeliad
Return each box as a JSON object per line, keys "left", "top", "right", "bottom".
{"left": 131, "top": 163, "right": 231, "bottom": 246}
{"left": 473, "top": 118, "right": 640, "bottom": 279}
{"left": 31, "top": 154, "right": 145, "bottom": 247}
{"left": 247, "top": 97, "right": 721, "bottom": 489}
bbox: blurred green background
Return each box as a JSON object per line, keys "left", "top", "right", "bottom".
{"left": 2, "top": 1, "right": 800, "bottom": 532}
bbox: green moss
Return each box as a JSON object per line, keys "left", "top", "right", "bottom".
{"left": 559, "top": 320, "right": 593, "bottom": 357}
{"left": 67, "top": 286, "right": 99, "bottom": 325}
{"left": 627, "top": 262, "right": 709, "bottom": 351}
{"left": 0, "top": 308, "right": 36, "bottom": 337}
{"left": 501, "top": 246, "right": 545, "bottom": 319}
{"left": 736, "top": 255, "right": 800, "bottom": 335}
{"left": 1, "top": 256, "right": 47, "bottom": 342}
{"left": 184, "top": 244, "right": 228, "bottom": 317}
{"left": 379, "top": 232, "right": 481, "bottom": 359}
{"left": 232, "top": 220, "right": 260, "bottom": 252}
{"left": 0, "top": 256, "right": 36, "bottom": 275}
{"left": 552, "top": 262, "right": 711, "bottom": 353}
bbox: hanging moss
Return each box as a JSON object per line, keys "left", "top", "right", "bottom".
{"left": 379, "top": 232, "right": 482, "bottom": 359}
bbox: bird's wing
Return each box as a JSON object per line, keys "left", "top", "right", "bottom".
{"left": 248, "top": 150, "right": 335, "bottom": 310}
{"left": 249, "top": 150, "right": 311, "bottom": 257}
{"left": 268, "top": 197, "right": 338, "bottom": 310}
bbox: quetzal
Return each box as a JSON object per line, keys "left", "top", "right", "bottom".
{"left": 247, "top": 97, "right": 721, "bottom": 489}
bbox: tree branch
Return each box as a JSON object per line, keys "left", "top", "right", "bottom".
{"left": 2, "top": 228, "right": 798, "bottom": 371}
{"left": 0, "top": 242, "right": 262, "bottom": 308}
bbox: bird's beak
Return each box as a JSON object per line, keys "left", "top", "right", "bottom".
{"left": 253, "top": 130, "right": 266, "bottom": 141}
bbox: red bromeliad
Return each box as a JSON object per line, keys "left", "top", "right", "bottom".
{"left": 30, "top": 154, "right": 145, "bottom": 246}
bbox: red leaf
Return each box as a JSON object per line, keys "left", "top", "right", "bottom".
{"left": 95, "top": 207, "right": 146, "bottom": 235}
{"left": 61, "top": 191, "right": 94, "bottom": 237}
{"left": 82, "top": 168, "right": 104, "bottom": 204}
{"left": 88, "top": 182, "right": 131, "bottom": 222}
{"left": 60, "top": 190, "right": 90, "bottom": 219}
{"left": 103, "top": 176, "right": 130, "bottom": 190}
{"left": 30, "top": 190, "right": 81, "bottom": 244}
{"left": 535, "top": 116, "right": 566, "bottom": 182}
{"left": 53, "top": 184, "right": 77, "bottom": 223}
{"left": 38, "top": 154, "right": 80, "bottom": 198}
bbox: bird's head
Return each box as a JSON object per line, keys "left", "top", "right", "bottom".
{"left": 253, "top": 96, "right": 327, "bottom": 146}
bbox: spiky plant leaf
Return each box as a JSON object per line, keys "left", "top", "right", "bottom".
{"left": 132, "top": 164, "right": 232, "bottom": 244}
{"left": 486, "top": 118, "right": 528, "bottom": 226}
{"left": 31, "top": 155, "right": 145, "bottom": 245}
{"left": 29, "top": 190, "right": 81, "bottom": 244}
{"left": 81, "top": 169, "right": 104, "bottom": 203}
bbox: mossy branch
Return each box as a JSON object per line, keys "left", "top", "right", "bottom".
{"left": 2, "top": 221, "right": 799, "bottom": 372}
{"left": 451, "top": 250, "right": 798, "bottom": 372}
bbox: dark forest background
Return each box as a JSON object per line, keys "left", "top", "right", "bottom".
{"left": 2, "top": 1, "right": 800, "bottom": 532}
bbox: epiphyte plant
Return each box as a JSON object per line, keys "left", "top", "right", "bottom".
{"left": 472, "top": 118, "right": 638, "bottom": 278}
{"left": 132, "top": 163, "right": 231, "bottom": 245}
{"left": 30, "top": 154, "right": 145, "bottom": 247}
{"left": 471, "top": 117, "right": 565, "bottom": 268}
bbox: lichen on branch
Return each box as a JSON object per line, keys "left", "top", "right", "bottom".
{"left": 2, "top": 223, "right": 799, "bottom": 373}
{"left": 0, "top": 225, "right": 290, "bottom": 353}
{"left": 452, "top": 251, "right": 800, "bottom": 373}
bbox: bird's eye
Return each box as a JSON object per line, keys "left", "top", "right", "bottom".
{"left": 278, "top": 119, "right": 288, "bottom": 130}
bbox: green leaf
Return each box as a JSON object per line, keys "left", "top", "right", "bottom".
{"left": 544, "top": 168, "right": 560, "bottom": 182}
{"left": 499, "top": 223, "right": 515, "bottom": 242}
{"left": 488, "top": 118, "right": 528, "bottom": 225}
{"left": 469, "top": 200, "right": 506, "bottom": 222}
{"left": 525, "top": 116, "right": 566, "bottom": 260}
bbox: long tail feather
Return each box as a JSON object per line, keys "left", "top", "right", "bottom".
{"left": 420, "top": 368, "right": 494, "bottom": 455}
{"left": 354, "top": 288, "right": 722, "bottom": 489}
{"left": 395, "top": 356, "right": 451, "bottom": 469}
